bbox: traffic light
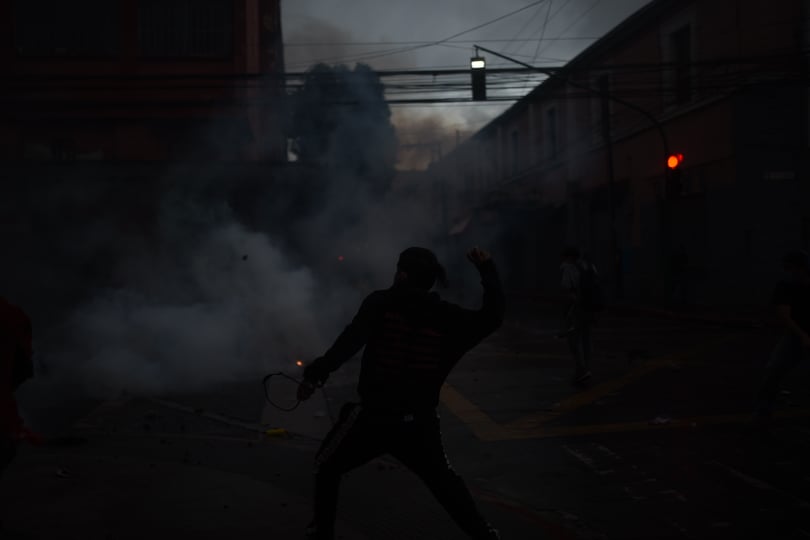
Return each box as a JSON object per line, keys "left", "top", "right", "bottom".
{"left": 665, "top": 153, "right": 684, "bottom": 198}
{"left": 471, "top": 56, "right": 486, "bottom": 101}
{"left": 667, "top": 153, "right": 683, "bottom": 170}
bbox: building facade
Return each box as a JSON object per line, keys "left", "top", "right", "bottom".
{"left": 431, "top": 0, "right": 810, "bottom": 305}
{"left": 0, "top": 0, "right": 286, "bottom": 162}
{"left": 0, "top": 1, "right": 289, "bottom": 317}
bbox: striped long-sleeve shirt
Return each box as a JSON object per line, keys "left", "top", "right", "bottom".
{"left": 304, "top": 261, "right": 504, "bottom": 412}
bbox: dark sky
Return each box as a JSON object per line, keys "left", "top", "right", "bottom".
{"left": 282, "top": 0, "right": 653, "bottom": 136}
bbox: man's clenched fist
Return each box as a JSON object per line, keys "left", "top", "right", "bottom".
{"left": 297, "top": 380, "right": 316, "bottom": 402}
{"left": 466, "top": 247, "right": 492, "bottom": 267}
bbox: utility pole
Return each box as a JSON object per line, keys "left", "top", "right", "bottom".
{"left": 599, "top": 75, "right": 622, "bottom": 299}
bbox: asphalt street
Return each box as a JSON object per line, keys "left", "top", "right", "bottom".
{"left": 1, "top": 299, "right": 807, "bottom": 539}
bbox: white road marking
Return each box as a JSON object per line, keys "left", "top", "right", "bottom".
{"left": 710, "top": 460, "right": 810, "bottom": 508}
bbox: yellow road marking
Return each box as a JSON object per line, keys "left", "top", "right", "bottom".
{"left": 441, "top": 337, "right": 744, "bottom": 441}
{"left": 505, "top": 354, "right": 677, "bottom": 432}
{"left": 439, "top": 384, "right": 511, "bottom": 441}
{"left": 502, "top": 409, "right": 810, "bottom": 440}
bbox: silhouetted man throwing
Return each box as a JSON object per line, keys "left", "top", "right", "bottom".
{"left": 298, "top": 246, "right": 504, "bottom": 540}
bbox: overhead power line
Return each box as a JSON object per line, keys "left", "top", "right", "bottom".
{"left": 285, "top": 0, "right": 551, "bottom": 69}
{"left": 283, "top": 37, "right": 602, "bottom": 47}
{"left": 534, "top": 0, "right": 601, "bottom": 60}
{"left": 500, "top": 2, "right": 548, "bottom": 58}
{"left": 3, "top": 49, "right": 804, "bottom": 82}
{"left": 532, "top": 0, "right": 556, "bottom": 63}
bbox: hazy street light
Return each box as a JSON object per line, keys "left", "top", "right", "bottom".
{"left": 470, "top": 57, "right": 486, "bottom": 70}
{"left": 470, "top": 55, "right": 486, "bottom": 101}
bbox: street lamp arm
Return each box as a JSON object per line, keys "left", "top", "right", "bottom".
{"left": 473, "top": 45, "right": 670, "bottom": 158}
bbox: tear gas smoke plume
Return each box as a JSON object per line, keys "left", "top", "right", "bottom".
{"left": 394, "top": 111, "right": 471, "bottom": 171}
{"left": 67, "top": 220, "right": 323, "bottom": 397}
{"left": 13, "top": 64, "right": 446, "bottom": 399}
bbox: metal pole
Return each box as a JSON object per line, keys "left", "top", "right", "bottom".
{"left": 599, "top": 76, "right": 621, "bottom": 299}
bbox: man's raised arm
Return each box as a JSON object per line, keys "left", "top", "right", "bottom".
{"left": 446, "top": 248, "right": 505, "bottom": 352}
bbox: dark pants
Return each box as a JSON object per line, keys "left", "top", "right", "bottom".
{"left": 758, "top": 334, "right": 809, "bottom": 416}
{"left": 310, "top": 403, "right": 496, "bottom": 539}
{"left": 0, "top": 433, "right": 16, "bottom": 479}
{"left": 565, "top": 305, "right": 593, "bottom": 379}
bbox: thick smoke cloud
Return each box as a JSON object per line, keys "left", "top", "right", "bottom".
{"left": 284, "top": 17, "right": 355, "bottom": 72}
{"left": 17, "top": 169, "right": 335, "bottom": 399}
{"left": 13, "top": 65, "right": 445, "bottom": 401}
{"left": 67, "top": 220, "right": 323, "bottom": 397}
{"left": 283, "top": 15, "right": 421, "bottom": 72}
{"left": 394, "top": 110, "right": 471, "bottom": 171}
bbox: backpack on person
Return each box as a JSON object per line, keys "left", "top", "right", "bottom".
{"left": 577, "top": 261, "right": 604, "bottom": 312}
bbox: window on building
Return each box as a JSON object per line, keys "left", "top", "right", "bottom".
{"left": 670, "top": 25, "right": 693, "bottom": 104}
{"left": 13, "top": 0, "right": 120, "bottom": 57}
{"left": 139, "top": 0, "right": 233, "bottom": 58}
{"left": 547, "top": 107, "right": 558, "bottom": 160}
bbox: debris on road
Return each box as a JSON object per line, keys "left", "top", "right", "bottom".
{"left": 265, "top": 428, "right": 288, "bottom": 438}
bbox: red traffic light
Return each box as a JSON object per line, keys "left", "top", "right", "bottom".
{"left": 667, "top": 153, "right": 684, "bottom": 169}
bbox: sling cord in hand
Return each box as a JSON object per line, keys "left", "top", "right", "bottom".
{"left": 262, "top": 372, "right": 336, "bottom": 424}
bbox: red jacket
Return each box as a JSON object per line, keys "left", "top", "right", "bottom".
{"left": 0, "top": 297, "right": 33, "bottom": 436}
